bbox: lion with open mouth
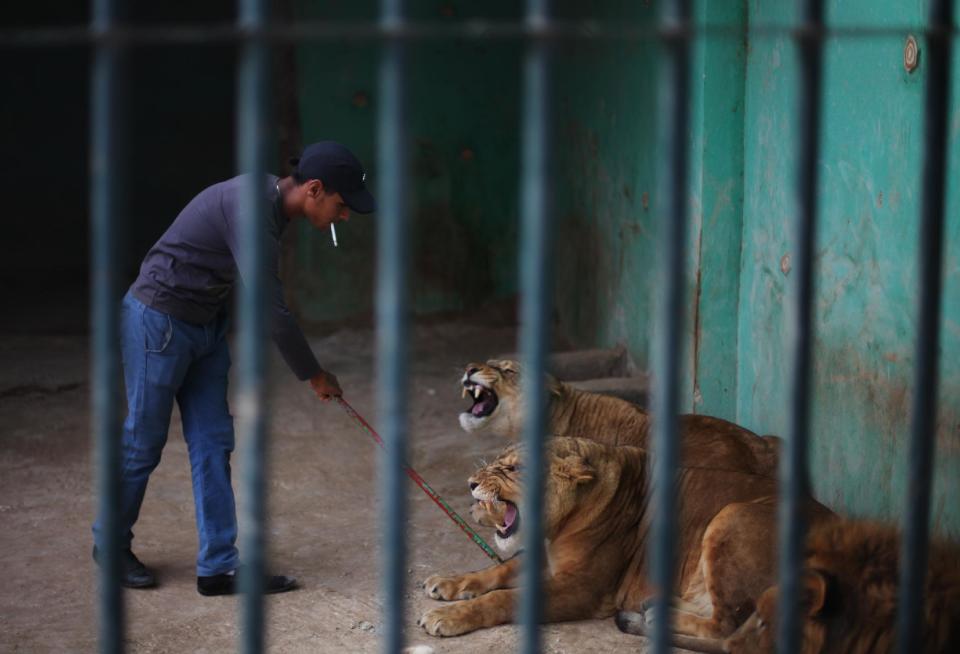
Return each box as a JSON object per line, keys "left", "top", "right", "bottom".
{"left": 459, "top": 359, "right": 780, "bottom": 477}
{"left": 418, "top": 437, "right": 834, "bottom": 642}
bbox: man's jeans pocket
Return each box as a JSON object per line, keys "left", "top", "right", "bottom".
{"left": 142, "top": 306, "right": 173, "bottom": 353}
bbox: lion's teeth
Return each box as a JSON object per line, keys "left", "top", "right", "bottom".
{"left": 473, "top": 386, "right": 482, "bottom": 399}
{"left": 462, "top": 386, "right": 469, "bottom": 399}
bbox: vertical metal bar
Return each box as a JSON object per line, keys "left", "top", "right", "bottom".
{"left": 91, "top": 0, "right": 124, "bottom": 652}
{"left": 649, "top": 2, "right": 692, "bottom": 654}
{"left": 518, "top": 2, "right": 554, "bottom": 653}
{"left": 896, "top": 2, "right": 953, "bottom": 652}
{"left": 377, "top": 1, "right": 409, "bottom": 652}
{"left": 236, "top": 0, "right": 270, "bottom": 652}
{"left": 776, "top": 1, "right": 823, "bottom": 653}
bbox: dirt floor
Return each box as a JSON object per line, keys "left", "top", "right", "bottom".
{"left": 0, "top": 319, "right": 666, "bottom": 653}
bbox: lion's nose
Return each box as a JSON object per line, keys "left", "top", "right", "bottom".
{"left": 469, "top": 481, "right": 479, "bottom": 491}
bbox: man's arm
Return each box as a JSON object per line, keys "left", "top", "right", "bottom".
{"left": 221, "top": 181, "right": 340, "bottom": 396}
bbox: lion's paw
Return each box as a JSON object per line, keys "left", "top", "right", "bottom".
{"left": 644, "top": 605, "right": 660, "bottom": 627}
{"left": 422, "top": 574, "right": 477, "bottom": 601}
{"left": 615, "top": 610, "right": 648, "bottom": 636}
{"left": 417, "top": 606, "right": 471, "bottom": 637}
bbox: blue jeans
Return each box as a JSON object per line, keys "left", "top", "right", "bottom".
{"left": 93, "top": 292, "right": 238, "bottom": 576}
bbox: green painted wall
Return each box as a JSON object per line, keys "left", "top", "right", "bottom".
{"left": 550, "top": 0, "right": 747, "bottom": 420}
{"left": 551, "top": 1, "right": 661, "bottom": 366}
{"left": 548, "top": 0, "right": 959, "bottom": 535}
{"left": 291, "top": 1, "right": 959, "bottom": 534}
{"left": 688, "top": 1, "right": 748, "bottom": 419}
{"left": 739, "top": 0, "right": 960, "bottom": 536}
{"left": 293, "top": 0, "right": 522, "bottom": 323}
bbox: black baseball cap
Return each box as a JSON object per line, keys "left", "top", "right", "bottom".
{"left": 290, "top": 141, "right": 377, "bottom": 214}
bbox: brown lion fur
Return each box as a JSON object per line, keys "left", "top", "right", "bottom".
{"left": 724, "top": 520, "right": 960, "bottom": 654}
{"left": 417, "top": 437, "right": 828, "bottom": 639}
{"left": 458, "top": 359, "right": 780, "bottom": 477}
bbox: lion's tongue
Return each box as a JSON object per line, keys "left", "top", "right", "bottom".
{"left": 503, "top": 503, "right": 518, "bottom": 530}
{"left": 472, "top": 393, "right": 495, "bottom": 416}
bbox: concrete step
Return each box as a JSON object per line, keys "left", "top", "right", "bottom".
{"left": 495, "top": 346, "right": 630, "bottom": 381}
{"left": 569, "top": 376, "right": 649, "bottom": 407}
{"left": 495, "top": 346, "right": 647, "bottom": 405}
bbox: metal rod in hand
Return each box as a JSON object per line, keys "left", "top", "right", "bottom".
{"left": 335, "top": 397, "right": 504, "bottom": 564}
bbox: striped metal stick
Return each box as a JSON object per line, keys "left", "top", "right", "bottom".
{"left": 336, "top": 397, "right": 504, "bottom": 564}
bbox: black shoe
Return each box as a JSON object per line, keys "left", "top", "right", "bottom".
{"left": 197, "top": 572, "right": 297, "bottom": 597}
{"left": 92, "top": 546, "right": 156, "bottom": 589}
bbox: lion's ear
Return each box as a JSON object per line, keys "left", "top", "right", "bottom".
{"left": 802, "top": 570, "right": 828, "bottom": 617}
{"left": 558, "top": 456, "right": 595, "bottom": 484}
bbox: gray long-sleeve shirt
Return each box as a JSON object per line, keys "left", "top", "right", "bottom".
{"left": 130, "top": 174, "right": 321, "bottom": 380}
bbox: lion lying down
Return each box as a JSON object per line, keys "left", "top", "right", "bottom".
{"left": 719, "top": 520, "right": 960, "bottom": 653}
{"left": 417, "top": 437, "right": 834, "bottom": 642}
{"left": 458, "top": 360, "right": 780, "bottom": 477}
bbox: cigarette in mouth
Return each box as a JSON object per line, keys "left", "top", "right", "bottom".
{"left": 331, "top": 223, "right": 338, "bottom": 247}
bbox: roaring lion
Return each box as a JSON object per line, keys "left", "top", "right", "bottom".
{"left": 722, "top": 520, "right": 960, "bottom": 653}
{"left": 417, "top": 437, "right": 832, "bottom": 640}
{"left": 458, "top": 359, "right": 780, "bottom": 476}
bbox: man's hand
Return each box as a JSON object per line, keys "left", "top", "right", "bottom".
{"left": 309, "top": 370, "right": 343, "bottom": 401}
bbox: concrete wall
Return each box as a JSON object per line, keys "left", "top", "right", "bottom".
{"left": 739, "top": 0, "right": 960, "bottom": 535}
{"left": 289, "top": 1, "right": 959, "bottom": 533}
{"left": 548, "top": 0, "right": 960, "bottom": 535}
{"left": 551, "top": 1, "right": 662, "bottom": 365}
{"left": 292, "top": 0, "right": 522, "bottom": 324}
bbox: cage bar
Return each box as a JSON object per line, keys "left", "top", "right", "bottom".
{"left": 235, "top": 0, "right": 271, "bottom": 652}
{"left": 3, "top": 22, "right": 959, "bottom": 48}
{"left": 775, "top": 1, "right": 824, "bottom": 652}
{"left": 516, "top": 1, "right": 555, "bottom": 653}
{"left": 376, "top": 1, "right": 411, "bottom": 652}
{"left": 895, "top": 1, "right": 954, "bottom": 652}
{"left": 647, "top": 1, "right": 692, "bottom": 653}
{"left": 90, "top": 0, "right": 125, "bottom": 651}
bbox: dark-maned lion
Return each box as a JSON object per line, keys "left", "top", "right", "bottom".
{"left": 723, "top": 520, "right": 960, "bottom": 653}
{"left": 458, "top": 359, "right": 780, "bottom": 476}
{"left": 417, "top": 437, "right": 833, "bottom": 640}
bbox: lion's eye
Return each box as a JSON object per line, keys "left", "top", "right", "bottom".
{"left": 757, "top": 619, "right": 766, "bottom": 630}
{"left": 503, "top": 465, "right": 516, "bottom": 472}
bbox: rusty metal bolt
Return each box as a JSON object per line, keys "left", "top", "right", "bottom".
{"left": 904, "top": 35, "right": 919, "bottom": 74}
